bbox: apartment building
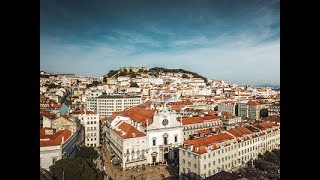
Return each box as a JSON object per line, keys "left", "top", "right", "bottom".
{"left": 86, "top": 94, "right": 142, "bottom": 118}
{"left": 40, "top": 128, "right": 80, "bottom": 170}
{"left": 218, "top": 101, "right": 237, "bottom": 116}
{"left": 179, "top": 122, "right": 280, "bottom": 179}
{"left": 238, "top": 100, "right": 262, "bottom": 120}
{"left": 70, "top": 109, "right": 100, "bottom": 147}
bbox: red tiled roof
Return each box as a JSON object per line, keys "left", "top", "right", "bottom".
{"left": 236, "top": 127, "right": 254, "bottom": 135}
{"left": 180, "top": 115, "right": 220, "bottom": 125}
{"left": 138, "top": 101, "right": 152, "bottom": 108}
{"left": 247, "top": 100, "right": 261, "bottom": 106}
{"left": 197, "top": 129, "right": 212, "bottom": 135}
{"left": 209, "top": 111, "right": 218, "bottom": 115}
{"left": 100, "top": 117, "right": 108, "bottom": 124}
{"left": 198, "top": 146, "right": 207, "bottom": 154}
{"left": 40, "top": 128, "right": 72, "bottom": 147}
{"left": 110, "top": 107, "right": 156, "bottom": 127}
{"left": 110, "top": 112, "right": 122, "bottom": 120}
{"left": 112, "top": 122, "right": 145, "bottom": 139}
{"left": 221, "top": 111, "right": 233, "bottom": 119}
{"left": 184, "top": 133, "right": 234, "bottom": 154}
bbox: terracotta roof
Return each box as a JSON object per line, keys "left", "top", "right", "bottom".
{"left": 111, "top": 122, "right": 145, "bottom": 139}
{"left": 221, "top": 111, "right": 233, "bottom": 119}
{"left": 138, "top": 101, "right": 152, "bottom": 108}
{"left": 227, "top": 129, "right": 244, "bottom": 138}
{"left": 236, "top": 127, "right": 254, "bottom": 135}
{"left": 100, "top": 117, "right": 108, "bottom": 124}
{"left": 183, "top": 133, "right": 234, "bottom": 154}
{"left": 198, "top": 146, "right": 207, "bottom": 154}
{"left": 209, "top": 111, "right": 218, "bottom": 115}
{"left": 180, "top": 115, "right": 220, "bottom": 125}
{"left": 197, "top": 129, "right": 212, "bottom": 135}
{"left": 247, "top": 100, "right": 261, "bottom": 106}
{"left": 253, "top": 122, "right": 278, "bottom": 130}
{"left": 40, "top": 128, "right": 72, "bottom": 147}
{"left": 70, "top": 109, "right": 95, "bottom": 114}
{"left": 110, "top": 112, "right": 122, "bottom": 120}
{"left": 111, "top": 107, "right": 156, "bottom": 127}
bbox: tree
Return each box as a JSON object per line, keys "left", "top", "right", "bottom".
{"left": 130, "top": 73, "right": 136, "bottom": 78}
{"left": 103, "top": 77, "right": 108, "bottom": 83}
{"left": 260, "top": 108, "right": 268, "bottom": 117}
{"left": 75, "top": 146, "right": 99, "bottom": 160}
{"left": 46, "top": 83, "right": 59, "bottom": 89}
{"left": 182, "top": 73, "right": 189, "bottom": 79}
{"left": 92, "top": 81, "right": 100, "bottom": 86}
{"left": 73, "top": 95, "right": 79, "bottom": 99}
{"left": 262, "top": 151, "right": 278, "bottom": 163}
{"left": 138, "top": 69, "right": 143, "bottom": 73}
{"left": 107, "top": 70, "right": 118, "bottom": 77}
{"left": 50, "top": 158, "right": 102, "bottom": 180}
{"left": 118, "top": 71, "right": 127, "bottom": 76}
{"left": 130, "top": 82, "right": 139, "bottom": 87}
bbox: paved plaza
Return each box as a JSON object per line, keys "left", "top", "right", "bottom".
{"left": 100, "top": 146, "right": 179, "bottom": 180}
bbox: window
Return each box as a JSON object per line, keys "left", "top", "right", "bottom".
{"left": 52, "top": 157, "right": 57, "bottom": 165}
{"left": 194, "top": 164, "right": 197, "bottom": 168}
{"left": 188, "top": 161, "right": 191, "bottom": 167}
{"left": 153, "top": 139, "right": 156, "bottom": 146}
{"left": 208, "top": 154, "right": 211, "bottom": 158}
{"left": 183, "top": 159, "right": 185, "bottom": 164}
{"left": 164, "top": 137, "right": 168, "bottom": 145}
{"left": 208, "top": 162, "right": 211, "bottom": 168}
{"left": 174, "top": 136, "right": 178, "bottom": 142}
{"left": 204, "top": 164, "right": 206, "bottom": 169}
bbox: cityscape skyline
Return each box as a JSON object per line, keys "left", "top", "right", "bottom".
{"left": 41, "top": 0, "right": 280, "bottom": 86}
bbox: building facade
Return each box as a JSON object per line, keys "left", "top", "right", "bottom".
{"left": 40, "top": 128, "right": 80, "bottom": 170}
{"left": 238, "top": 100, "right": 262, "bottom": 120}
{"left": 70, "top": 109, "right": 100, "bottom": 147}
{"left": 106, "top": 103, "right": 183, "bottom": 170}
{"left": 218, "top": 101, "right": 237, "bottom": 116}
{"left": 178, "top": 122, "right": 280, "bottom": 179}
{"left": 86, "top": 94, "right": 142, "bottom": 118}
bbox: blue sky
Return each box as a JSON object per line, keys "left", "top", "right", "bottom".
{"left": 40, "top": 0, "right": 280, "bottom": 85}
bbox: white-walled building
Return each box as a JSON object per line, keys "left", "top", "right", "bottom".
{"left": 87, "top": 94, "right": 142, "bottom": 118}
{"left": 70, "top": 109, "right": 100, "bottom": 147}
{"left": 179, "top": 122, "right": 280, "bottom": 179}
{"left": 40, "top": 128, "right": 79, "bottom": 170}
{"left": 106, "top": 103, "right": 183, "bottom": 170}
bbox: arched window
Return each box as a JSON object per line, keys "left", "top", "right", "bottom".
{"left": 152, "top": 137, "right": 156, "bottom": 146}
{"left": 163, "top": 133, "right": 168, "bottom": 145}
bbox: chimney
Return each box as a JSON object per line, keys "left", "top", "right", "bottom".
{"left": 62, "top": 136, "right": 64, "bottom": 144}
{"left": 132, "top": 133, "right": 136, "bottom": 137}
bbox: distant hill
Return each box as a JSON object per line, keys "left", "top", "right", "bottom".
{"left": 105, "top": 67, "right": 208, "bottom": 83}
{"left": 255, "top": 84, "right": 280, "bottom": 89}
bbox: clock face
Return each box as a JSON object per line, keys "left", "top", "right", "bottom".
{"left": 162, "top": 119, "right": 169, "bottom": 126}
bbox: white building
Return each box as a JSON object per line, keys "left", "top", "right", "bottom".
{"left": 70, "top": 109, "right": 100, "bottom": 147}
{"left": 179, "top": 122, "right": 280, "bottom": 179}
{"left": 40, "top": 128, "right": 80, "bottom": 170}
{"left": 87, "top": 94, "right": 142, "bottom": 118}
{"left": 106, "top": 103, "right": 183, "bottom": 170}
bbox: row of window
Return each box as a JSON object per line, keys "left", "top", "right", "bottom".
{"left": 86, "top": 121, "right": 97, "bottom": 124}
{"left": 152, "top": 136, "right": 178, "bottom": 146}
{"left": 86, "top": 127, "right": 97, "bottom": 131}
